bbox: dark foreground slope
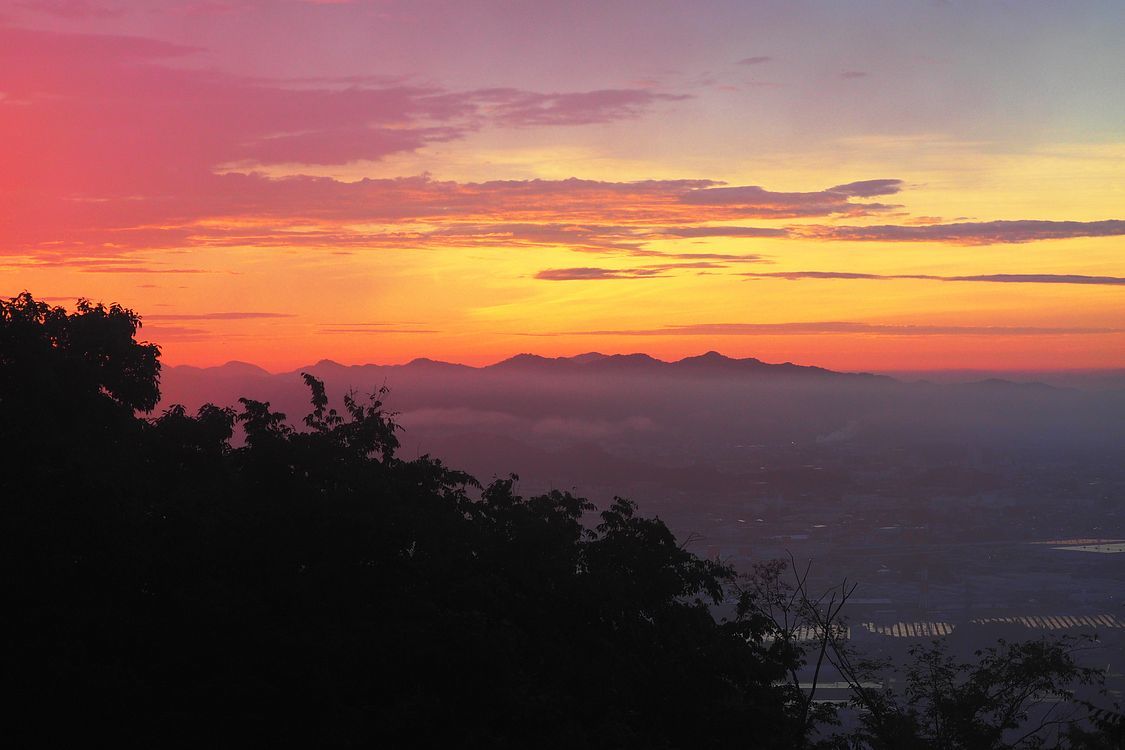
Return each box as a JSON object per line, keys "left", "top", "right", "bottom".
{"left": 3, "top": 294, "right": 1121, "bottom": 749}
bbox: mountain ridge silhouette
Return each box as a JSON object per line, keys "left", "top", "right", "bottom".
{"left": 167, "top": 351, "right": 889, "bottom": 381}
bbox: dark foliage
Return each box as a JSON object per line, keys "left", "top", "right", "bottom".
{"left": 1, "top": 294, "right": 802, "bottom": 748}
{"left": 2, "top": 293, "right": 1117, "bottom": 749}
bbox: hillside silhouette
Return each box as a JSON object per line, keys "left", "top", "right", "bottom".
{"left": 2, "top": 293, "right": 1121, "bottom": 748}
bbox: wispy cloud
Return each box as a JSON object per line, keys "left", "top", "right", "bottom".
{"left": 144, "top": 311, "right": 296, "bottom": 320}
{"left": 650, "top": 227, "right": 787, "bottom": 240}
{"left": 535, "top": 262, "right": 726, "bottom": 281}
{"left": 548, "top": 322, "right": 1123, "bottom": 336}
{"left": 651, "top": 251, "right": 768, "bottom": 262}
{"left": 16, "top": 0, "right": 123, "bottom": 19}
{"left": 138, "top": 325, "right": 212, "bottom": 339}
{"left": 319, "top": 327, "right": 440, "bottom": 334}
{"left": 81, "top": 267, "right": 212, "bottom": 274}
{"left": 743, "top": 271, "right": 1125, "bottom": 285}
{"left": 468, "top": 88, "right": 688, "bottom": 127}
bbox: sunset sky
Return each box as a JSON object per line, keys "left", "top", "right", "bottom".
{"left": 3, "top": 0, "right": 1124, "bottom": 371}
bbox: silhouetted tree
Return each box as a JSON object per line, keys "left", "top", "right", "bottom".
{"left": 835, "top": 637, "right": 1102, "bottom": 749}
{"left": 1, "top": 293, "right": 809, "bottom": 747}
{"left": 750, "top": 557, "right": 1114, "bottom": 750}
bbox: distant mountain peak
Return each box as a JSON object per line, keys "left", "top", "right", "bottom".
{"left": 493, "top": 353, "right": 559, "bottom": 368}
{"left": 606, "top": 352, "right": 659, "bottom": 362}
{"left": 403, "top": 357, "right": 468, "bottom": 370}
{"left": 677, "top": 351, "right": 737, "bottom": 366}
{"left": 219, "top": 360, "right": 271, "bottom": 375}
{"left": 569, "top": 352, "right": 608, "bottom": 364}
{"left": 587, "top": 353, "right": 662, "bottom": 368}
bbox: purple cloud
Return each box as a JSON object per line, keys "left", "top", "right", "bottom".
{"left": 1, "top": 166, "right": 889, "bottom": 258}
{"left": 0, "top": 24, "right": 687, "bottom": 208}
{"left": 679, "top": 180, "right": 902, "bottom": 217}
{"left": 803, "top": 219, "right": 1125, "bottom": 244}
{"left": 828, "top": 179, "right": 904, "bottom": 197}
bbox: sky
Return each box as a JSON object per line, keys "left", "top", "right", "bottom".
{"left": 3, "top": 0, "right": 1124, "bottom": 371}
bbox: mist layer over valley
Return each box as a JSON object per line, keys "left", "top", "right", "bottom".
{"left": 165, "top": 355, "right": 1125, "bottom": 621}
{"left": 162, "top": 352, "right": 1125, "bottom": 723}
{"left": 163, "top": 351, "right": 1125, "bottom": 504}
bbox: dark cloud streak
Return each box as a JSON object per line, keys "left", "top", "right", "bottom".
{"left": 803, "top": 219, "right": 1125, "bottom": 245}
{"left": 743, "top": 271, "right": 1125, "bottom": 285}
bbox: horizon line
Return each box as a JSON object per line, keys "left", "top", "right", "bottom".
{"left": 160, "top": 351, "right": 1125, "bottom": 378}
